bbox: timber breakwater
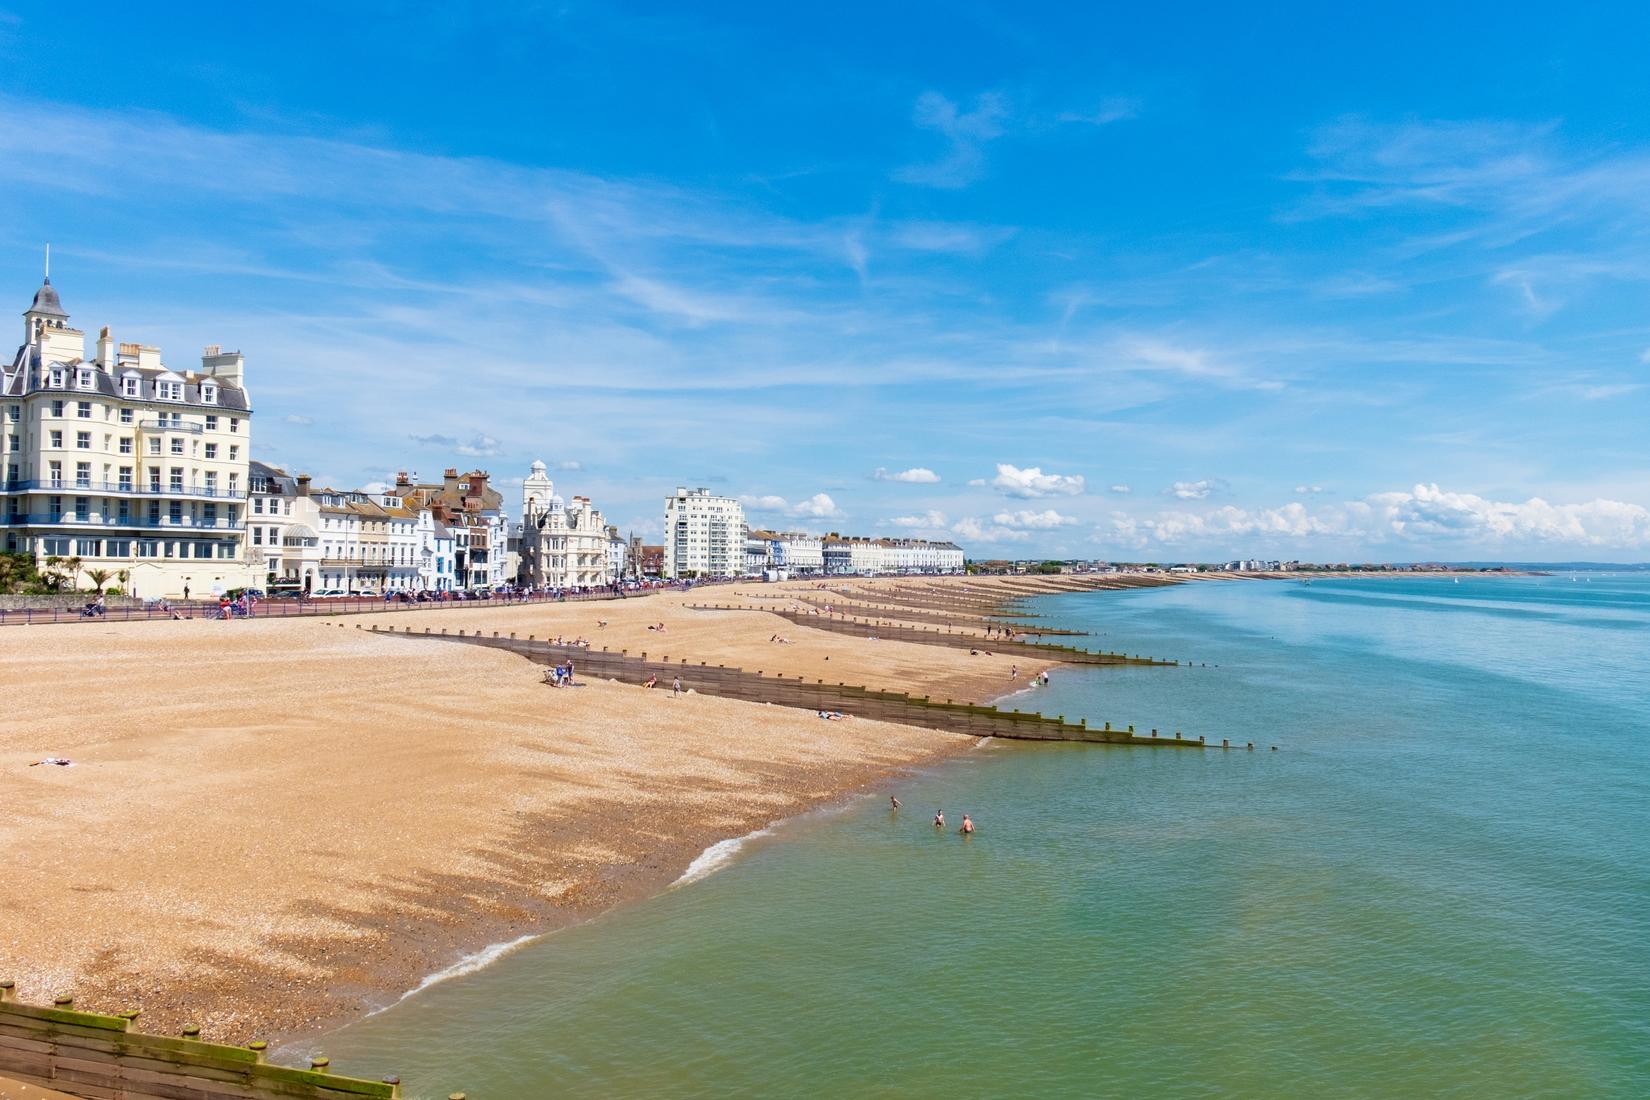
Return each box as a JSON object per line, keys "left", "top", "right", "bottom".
{"left": 364, "top": 625, "right": 1210, "bottom": 747}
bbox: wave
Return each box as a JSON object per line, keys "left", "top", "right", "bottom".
{"left": 377, "top": 932, "right": 542, "bottom": 1013}
{"left": 672, "top": 825, "right": 775, "bottom": 887}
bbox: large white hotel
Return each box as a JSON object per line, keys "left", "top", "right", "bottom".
{"left": 2, "top": 276, "right": 260, "bottom": 598}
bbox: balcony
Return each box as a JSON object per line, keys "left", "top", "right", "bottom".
{"left": 2, "top": 514, "right": 241, "bottom": 530}
{"left": 137, "top": 419, "right": 204, "bottom": 434}
{"left": 4, "top": 478, "right": 246, "bottom": 500}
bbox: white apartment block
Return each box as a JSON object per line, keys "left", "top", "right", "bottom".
{"left": 518, "top": 460, "right": 611, "bottom": 589}
{"left": 2, "top": 275, "right": 258, "bottom": 598}
{"left": 664, "top": 486, "right": 745, "bottom": 579}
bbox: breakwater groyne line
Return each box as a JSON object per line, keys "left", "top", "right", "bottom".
{"left": 686, "top": 603, "right": 1179, "bottom": 666}
{"left": 769, "top": 596, "right": 1089, "bottom": 637}
{"left": 0, "top": 985, "right": 417, "bottom": 1100}
{"left": 362, "top": 624, "right": 1209, "bottom": 747}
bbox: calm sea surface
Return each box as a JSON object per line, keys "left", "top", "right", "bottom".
{"left": 323, "top": 575, "right": 1650, "bottom": 1098}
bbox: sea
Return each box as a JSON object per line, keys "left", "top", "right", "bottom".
{"left": 321, "top": 574, "right": 1650, "bottom": 1098}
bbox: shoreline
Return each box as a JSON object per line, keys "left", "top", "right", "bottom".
{"left": 0, "top": 573, "right": 1182, "bottom": 1060}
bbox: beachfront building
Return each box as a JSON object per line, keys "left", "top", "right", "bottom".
{"left": 745, "top": 528, "right": 774, "bottom": 575}
{"left": 389, "top": 469, "right": 508, "bottom": 590}
{"left": 606, "top": 525, "right": 627, "bottom": 582}
{"left": 415, "top": 507, "right": 456, "bottom": 591}
{"left": 247, "top": 461, "right": 318, "bottom": 593}
{"left": 1, "top": 274, "right": 259, "bottom": 598}
{"left": 664, "top": 486, "right": 745, "bottom": 579}
{"left": 517, "top": 460, "right": 612, "bottom": 589}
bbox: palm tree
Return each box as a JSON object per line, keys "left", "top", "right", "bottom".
{"left": 85, "top": 568, "right": 113, "bottom": 595}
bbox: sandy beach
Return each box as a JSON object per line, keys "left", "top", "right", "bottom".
{"left": 0, "top": 574, "right": 1136, "bottom": 1046}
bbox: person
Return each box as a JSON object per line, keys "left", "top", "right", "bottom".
{"left": 933, "top": 809, "right": 945, "bottom": 828}
{"left": 644, "top": 674, "right": 657, "bottom": 689}
{"left": 565, "top": 659, "right": 575, "bottom": 686}
{"left": 890, "top": 795, "right": 901, "bottom": 810}
{"left": 182, "top": 584, "right": 190, "bottom": 602}
{"left": 959, "top": 814, "right": 974, "bottom": 835}
{"left": 1009, "top": 664, "right": 1019, "bottom": 681}
{"left": 672, "top": 675, "right": 683, "bottom": 698}
{"left": 1040, "top": 670, "right": 1050, "bottom": 686}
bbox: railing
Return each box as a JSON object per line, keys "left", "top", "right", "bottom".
{"left": 137, "top": 419, "right": 204, "bottom": 434}
{"left": 1, "top": 514, "right": 241, "bottom": 529}
{"left": 2, "top": 478, "right": 246, "bottom": 499}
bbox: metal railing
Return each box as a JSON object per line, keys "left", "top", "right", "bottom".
{"left": 2, "top": 478, "right": 246, "bottom": 499}
{"left": 1, "top": 514, "right": 241, "bottom": 529}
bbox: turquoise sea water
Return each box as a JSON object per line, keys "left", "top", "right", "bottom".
{"left": 323, "top": 575, "right": 1650, "bottom": 1098}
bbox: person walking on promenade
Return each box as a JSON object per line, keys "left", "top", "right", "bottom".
{"left": 1009, "top": 664, "right": 1019, "bottom": 681}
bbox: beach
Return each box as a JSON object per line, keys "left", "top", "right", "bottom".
{"left": 0, "top": 575, "right": 1113, "bottom": 1045}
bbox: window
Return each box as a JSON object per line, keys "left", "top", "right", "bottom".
{"left": 119, "top": 437, "right": 132, "bottom": 455}
{"left": 74, "top": 498, "right": 89, "bottom": 521}
{"left": 50, "top": 400, "right": 64, "bottom": 416}
{"left": 77, "top": 538, "right": 99, "bottom": 556}
{"left": 229, "top": 418, "right": 239, "bottom": 433}
{"left": 203, "top": 504, "right": 218, "bottom": 525}
{"left": 228, "top": 473, "right": 240, "bottom": 492}
{"left": 49, "top": 430, "right": 62, "bottom": 448}
{"left": 75, "top": 462, "right": 90, "bottom": 488}
{"left": 200, "top": 383, "right": 217, "bottom": 404}
{"left": 76, "top": 369, "right": 94, "bottom": 390}
{"left": 217, "top": 542, "right": 234, "bottom": 559}
{"left": 204, "top": 471, "right": 218, "bottom": 492}
{"left": 228, "top": 445, "right": 239, "bottom": 461}
{"left": 147, "top": 502, "right": 160, "bottom": 524}
{"left": 170, "top": 438, "right": 184, "bottom": 456}
{"left": 252, "top": 526, "right": 263, "bottom": 545}
{"left": 253, "top": 497, "right": 263, "bottom": 514}
{"left": 121, "top": 376, "right": 140, "bottom": 397}
{"left": 116, "top": 500, "right": 129, "bottom": 523}
{"left": 43, "top": 537, "right": 70, "bottom": 555}
{"left": 170, "top": 467, "right": 184, "bottom": 492}
{"left": 194, "top": 542, "right": 212, "bottom": 559}
{"left": 138, "top": 540, "right": 158, "bottom": 558}
{"left": 118, "top": 466, "right": 133, "bottom": 490}
{"left": 158, "top": 381, "right": 182, "bottom": 401}
{"left": 283, "top": 500, "right": 290, "bottom": 516}
{"left": 6, "top": 434, "right": 16, "bottom": 453}
{"left": 106, "top": 540, "right": 130, "bottom": 557}
{"left": 205, "top": 415, "right": 218, "bottom": 431}
{"left": 168, "top": 501, "right": 183, "bottom": 525}
{"left": 76, "top": 431, "right": 90, "bottom": 449}
{"left": 48, "top": 462, "right": 62, "bottom": 487}
{"left": 205, "top": 443, "right": 217, "bottom": 459}
{"left": 77, "top": 401, "right": 92, "bottom": 418}
{"left": 5, "top": 405, "right": 17, "bottom": 421}
{"left": 162, "top": 540, "right": 175, "bottom": 558}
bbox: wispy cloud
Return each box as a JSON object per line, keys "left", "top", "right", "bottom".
{"left": 1056, "top": 96, "right": 1139, "bottom": 126}
{"left": 741, "top": 492, "right": 842, "bottom": 519}
{"left": 889, "top": 510, "right": 947, "bottom": 529}
{"left": 895, "top": 91, "right": 1008, "bottom": 189}
{"left": 1168, "top": 478, "right": 1223, "bottom": 500}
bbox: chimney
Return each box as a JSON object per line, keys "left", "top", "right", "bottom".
{"left": 443, "top": 469, "right": 459, "bottom": 491}
{"left": 395, "top": 471, "right": 410, "bottom": 488}
{"left": 97, "top": 326, "right": 115, "bottom": 371}
{"left": 201, "top": 346, "right": 245, "bottom": 386}
{"left": 296, "top": 475, "right": 312, "bottom": 497}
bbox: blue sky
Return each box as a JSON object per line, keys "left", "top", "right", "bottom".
{"left": 3, "top": 3, "right": 1649, "bottom": 560}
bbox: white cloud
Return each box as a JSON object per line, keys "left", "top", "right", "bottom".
{"left": 952, "top": 516, "right": 1031, "bottom": 543}
{"left": 985, "top": 463, "right": 1086, "bottom": 499}
{"left": 1640, "top": 348, "right": 1650, "bottom": 365}
{"left": 991, "top": 509, "right": 1079, "bottom": 529}
{"left": 1169, "top": 479, "right": 1222, "bottom": 500}
{"left": 895, "top": 91, "right": 1008, "bottom": 189}
{"left": 408, "top": 432, "right": 503, "bottom": 458}
{"left": 1109, "top": 484, "right": 1132, "bottom": 494}
{"left": 889, "top": 510, "right": 948, "bottom": 529}
{"left": 873, "top": 466, "right": 941, "bottom": 484}
{"left": 740, "top": 492, "right": 843, "bottom": 519}
{"left": 1057, "top": 97, "right": 1140, "bottom": 126}
{"left": 1104, "top": 483, "right": 1650, "bottom": 552}
{"left": 1294, "top": 484, "right": 1329, "bottom": 495}
{"left": 554, "top": 459, "right": 583, "bottom": 471}
{"left": 283, "top": 414, "right": 313, "bottom": 426}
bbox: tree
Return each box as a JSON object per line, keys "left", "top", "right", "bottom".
{"left": 0, "top": 551, "right": 39, "bottom": 594}
{"left": 85, "top": 568, "right": 113, "bottom": 595}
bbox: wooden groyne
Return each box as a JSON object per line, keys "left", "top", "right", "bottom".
{"left": 767, "top": 595, "right": 1089, "bottom": 636}
{"left": 686, "top": 603, "right": 1178, "bottom": 667}
{"left": 365, "top": 625, "right": 1205, "bottom": 747}
{"left": 0, "top": 985, "right": 408, "bottom": 1100}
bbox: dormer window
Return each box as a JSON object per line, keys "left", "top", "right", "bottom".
{"left": 200, "top": 383, "right": 218, "bottom": 404}
{"left": 121, "top": 375, "right": 140, "bottom": 397}
{"left": 76, "top": 369, "right": 95, "bottom": 390}
{"left": 158, "top": 381, "right": 182, "bottom": 401}
{"left": 48, "top": 368, "right": 65, "bottom": 388}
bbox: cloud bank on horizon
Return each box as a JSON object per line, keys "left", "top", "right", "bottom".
{"left": 1, "top": 5, "right": 1647, "bottom": 559}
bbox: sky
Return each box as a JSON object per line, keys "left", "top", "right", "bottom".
{"left": 2, "top": 2, "right": 1649, "bottom": 561}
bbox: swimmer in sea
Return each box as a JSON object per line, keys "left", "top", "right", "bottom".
{"left": 934, "top": 810, "right": 945, "bottom": 827}
{"left": 890, "top": 795, "right": 901, "bottom": 810}
{"left": 959, "top": 814, "right": 974, "bottom": 835}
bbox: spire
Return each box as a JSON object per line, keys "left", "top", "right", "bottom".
{"left": 25, "top": 248, "right": 68, "bottom": 327}
{"left": 44, "top": 242, "right": 50, "bottom": 283}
